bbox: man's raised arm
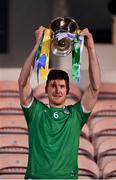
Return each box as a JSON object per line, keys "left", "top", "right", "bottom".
{"left": 80, "top": 28, "right": 101, "bottom": 112}
{"left": 18, "top": 26, "right": 45, "bottom": 106}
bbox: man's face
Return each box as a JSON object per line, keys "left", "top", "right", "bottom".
{"left": 46, "top": 79, "right": 68, "bottom": 107}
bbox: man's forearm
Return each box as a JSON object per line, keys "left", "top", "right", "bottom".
{"left": 18, "top": 26, "right": 45, "bottom": 87}
{"left": 88, "top": 47, "right": 101, "bottom": 93}
{"left": 18, "top": 45, "right": 37, "bottom": 87}
{"left": 80, "top": 29, "right": 101, "bottom": 94}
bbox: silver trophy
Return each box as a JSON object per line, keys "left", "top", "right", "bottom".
{"left": 50, "top": 17, "right": 79, "bottom": 57}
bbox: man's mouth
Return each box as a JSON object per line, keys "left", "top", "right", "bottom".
{"left": 53, "top": 95, "right": 62, "bottom": 97}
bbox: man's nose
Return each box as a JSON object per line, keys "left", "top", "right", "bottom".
{"left": 56, "top": 86, "right": 60, "bottom": 93}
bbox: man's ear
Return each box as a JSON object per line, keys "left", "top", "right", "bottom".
{"left": 67, "top": 87, "right": 70, "bottom": 95}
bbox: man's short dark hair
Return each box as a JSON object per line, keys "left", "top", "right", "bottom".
{"left": 46, "top": 69, "right": 70, "bottom": 94}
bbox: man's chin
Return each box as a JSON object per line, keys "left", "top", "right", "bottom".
{"left": 52, "top": 100, "right": 65, "bottom": 106}
{"left": 53, "top": 101, "right": 62, "bottom": 105}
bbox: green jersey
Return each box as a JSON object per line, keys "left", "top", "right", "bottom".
{"left": 22, "top": 98, "right": 91, "bottom": 179}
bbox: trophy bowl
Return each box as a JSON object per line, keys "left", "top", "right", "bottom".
{"left": 50, "top": 17, "right": 79, "bottom": 57}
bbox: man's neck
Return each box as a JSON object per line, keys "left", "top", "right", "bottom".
{"left": 49, "top": 103, "right": 65, "bottom": 108}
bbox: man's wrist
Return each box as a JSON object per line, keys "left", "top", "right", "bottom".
{"left": 87, "top": 45, "right": 96, "bottom": 53}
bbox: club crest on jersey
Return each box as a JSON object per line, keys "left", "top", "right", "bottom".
{"left": 64, "top": 108, "right": 70, "bottom": 114}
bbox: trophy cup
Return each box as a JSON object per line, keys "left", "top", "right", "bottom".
{"left": 35, "top": 17, "right": 83, "bottom": 80}
{"left": 50, "top": 17, "right": 80, "bottom": 57}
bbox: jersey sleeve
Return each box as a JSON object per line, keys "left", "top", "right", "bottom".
{"left": 21, "top": 97, "right": 37, "bottom": 126}
{"left": 73, "top": 101, "right": 91, "bottom": 129}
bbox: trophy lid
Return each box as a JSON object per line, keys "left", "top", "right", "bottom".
{"left": 50, "top": 17, "right": 79, "bottom": 34}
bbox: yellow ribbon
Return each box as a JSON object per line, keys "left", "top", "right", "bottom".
{"left": 39, "top": 28, "right": 52, "bottom": 79}
{"left": 76, "top": 29, "right": 81, "bottom": 35}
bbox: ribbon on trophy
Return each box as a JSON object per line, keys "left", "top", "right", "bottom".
{"left": 34, "top": 28, "right": 52, "bottom": 79}
{"left": 72, "top": 33, "right": 84, "bottom": 81}
{"left": 55, "top": 32, "right": 77, "bottom": 41}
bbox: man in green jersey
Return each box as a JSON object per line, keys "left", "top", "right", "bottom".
{"left": 18, "top": 26, "right": 101, "bottom": 179}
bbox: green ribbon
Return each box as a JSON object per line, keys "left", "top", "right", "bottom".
{"left": 36, "top": 36, "right": 43, "bottom": 61}
{"left": 72, "top": 37, "right": 82, "bottom": 81}
{"left": 33, "top": 37, "right": 43, "bottom": 82}
{"left": 34, "top": 36, "right": 43, "bottom": 73}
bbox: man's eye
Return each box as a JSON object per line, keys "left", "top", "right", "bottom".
{"left": 60, "top": 85, "right": 65, "bottom": 88}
